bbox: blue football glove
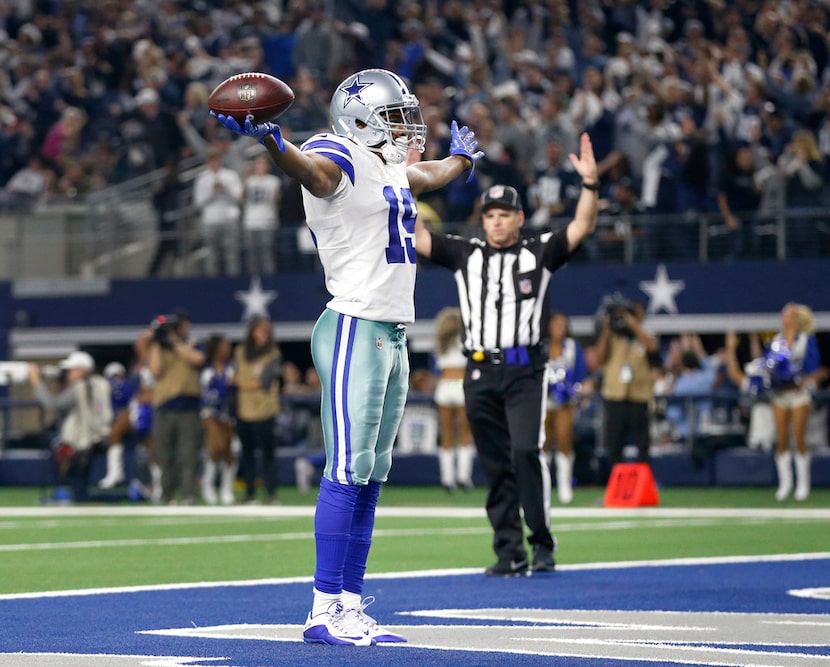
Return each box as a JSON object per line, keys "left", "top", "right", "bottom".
{"left": 210, "top": 111, "right": 285, "bottom": 152}
{"left": 450, "top": 119, "right": 484, "bottom": 183}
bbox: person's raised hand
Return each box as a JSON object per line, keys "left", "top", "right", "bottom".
{"left": 569, "top": 132, "right": 599, "bottom": 186}
{"left": 450, "top": 120, "right": 484, "bottom": 183}
{"left": 210, "top": 112, "right": 285, "bottom": 151}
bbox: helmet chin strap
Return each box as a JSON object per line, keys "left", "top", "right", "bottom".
{"left": 381, "top": 141, "right": 405, "bottom": 164}
{"left": 380, "top": 134, "right": 409, "bottom": 164}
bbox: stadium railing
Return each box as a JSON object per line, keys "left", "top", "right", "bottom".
{"left": 2, "top": 203, "right": 830, "bottom": 280}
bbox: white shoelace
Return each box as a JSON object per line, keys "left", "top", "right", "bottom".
{"left": 327, "top": 601, "right": 371, "bottom": 636}
{"left": 344, "top": 596, "right": 382, "bottom": 635}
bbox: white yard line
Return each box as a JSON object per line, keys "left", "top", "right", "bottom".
{"left": 1, "top": 551, "right": 829, "bottom": 601}
{"left": 2, "top": 505, "right": 830, "bottom": 520}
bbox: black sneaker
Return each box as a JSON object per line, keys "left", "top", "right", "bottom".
{"left": 531, "top": 547, "right": 556, "bottom": 573}
{"left": 485, "top": 557, "right": 529, "bottom": 577}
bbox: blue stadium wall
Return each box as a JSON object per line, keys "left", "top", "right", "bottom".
{"left": 2, "top": 260, "right": 829, "bottom": 357}
{"left": 2, "top": 258, "right": 830, "bottom": 489}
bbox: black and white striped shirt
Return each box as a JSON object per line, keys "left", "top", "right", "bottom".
{"left": 428, "top": 229, "right": 573, "bottom": 352}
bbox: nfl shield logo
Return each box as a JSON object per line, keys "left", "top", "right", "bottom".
{"left": 519, "top": 278, "right": 533, "bottom": 295}
{"left": 376, "top": 337, "right": 383, "bottom": 350}
{"left": 238, "top": 84, "right": 257, "bottom": 102}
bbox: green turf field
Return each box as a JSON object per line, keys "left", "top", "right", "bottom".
{"left": 1, "top": 486, "right": 829, "bottom": 596}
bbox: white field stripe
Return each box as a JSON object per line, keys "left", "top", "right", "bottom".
{"left": 0, "top": 516, "right": 825, "bottom": 553}
{"left": 3, "top": 505, "right": 830, "bottom": 520}
{"left": 1, "top": 551, "right": 829, "bottom": 601}
{"left": 0, "top": 516, "right": 274, "bottom": 530}
{"left": 333, "top": 314, "right": 355, "bottom": 484}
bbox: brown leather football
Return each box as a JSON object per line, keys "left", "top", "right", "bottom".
{"left": 208, "top": 72, "right": 295, "bottom": 123}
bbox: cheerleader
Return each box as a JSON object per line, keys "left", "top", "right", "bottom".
{"left": 545, "top": 312, "right": 587, "bottom": 504}
{"left": 200, "top": 334, "right": 237, "bottom": 505}
{"left": 433, "top": 307, "right": 475, "bottom": 492}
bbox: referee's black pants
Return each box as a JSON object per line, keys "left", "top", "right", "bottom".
{"left": 464, "top": 362, "right": 554, "bottom": 563}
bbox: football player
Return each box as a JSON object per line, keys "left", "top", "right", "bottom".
{"left": 212, "top": 68, "right": 483, "bottom": 646}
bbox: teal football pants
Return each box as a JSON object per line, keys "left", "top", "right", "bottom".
{"left": 311, "top": 309, "right": 410, "bottom": 485}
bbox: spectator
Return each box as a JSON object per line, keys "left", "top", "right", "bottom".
{"left": 147, "top": 309, "right": 205, "bottom": 505}
{"left": 0, "top": 154, "right": 50, "bottom": 212}
{"left": 200, "top": 333, "right": 237, "bottom": 506}
{"left": 242, "top": 155, "right": 281, "bottom": 275}
{"left": 192, "top": 145, "right": 243, "bottom": 276}
{"left": 233, "top": 316, "right": 282, "bottom": 505}
{"left": 130, "top": 87, "right": 185, "bottom": 173}
{"left": 664, "top": 334, "right": 720, "bottom": 441}
{"left": 278, "top": 66, "right": 331, "bottom": 134}
{"left": 777, "top": 129, "right": 826, "bottom": 257}
{"left": 527, "top": 136, "right": 581, "bottom": 228}
{"left": 715, "top": 141, "right": 766, "bottom": 259}
{"left": 147, "top": 159, "right": 184, "bottom": 277}
{"left": 291, "top": 2, "right": 344, "bottom": 87}
{"left": 40, "top": 105, "right": 87, "bottom": 167}
{"left": 595, "top": 298, "right": 659, "bottom": 468}
{"left": 595, "top": 176, "right": 646, "bottom": 263}
{"left": 28, "top": 351, "right": 112, "bottom": 503}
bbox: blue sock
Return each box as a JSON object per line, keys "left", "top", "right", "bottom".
{"left": 313, "top": 477, "right": 360, "bottom": 594}
{"left": 342, "top": 480, "right": 381, "bottom": 596}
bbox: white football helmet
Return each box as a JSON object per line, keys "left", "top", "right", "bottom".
{"left": 330, "top": 69, "right": 426, "bottom": 164}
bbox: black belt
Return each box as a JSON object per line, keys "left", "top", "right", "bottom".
{"left": 464, "top": 345, "right": 543, "bottom": 366}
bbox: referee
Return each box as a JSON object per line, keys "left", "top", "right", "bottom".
{"left": 415, "top": 133, "right": 599, "bottom": 576}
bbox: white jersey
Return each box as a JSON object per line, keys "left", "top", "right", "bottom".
{"left": 192, "top": 167, "right": 243, "bottom": 226}
{"left": 243, "top": 173, "right": 281, "bottom": 230}
{"left": 301, "top": 133, "right": 418, "bottom": 323}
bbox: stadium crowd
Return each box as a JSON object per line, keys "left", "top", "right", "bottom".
{"left": 1, "top": 1, "right": 828, "bottom": 507}
{"left": 2, "top": 0, "right": 830, "bottom": 262}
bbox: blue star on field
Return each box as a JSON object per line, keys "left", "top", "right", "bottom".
{"left": 340, "top": 76, "right": 373, "bottom": 108}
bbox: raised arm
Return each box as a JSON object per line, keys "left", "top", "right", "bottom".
{"left": 407, "top": 120, "right": 483, "bottom": 196}
{"left": 724, "top": 330, "right": 746, "bottom": 387}
{"left": 566, "top": 133, "right": 600, "bottom": 252}
{"left": 211, "top": 114, "right": 342, "bottom": 199}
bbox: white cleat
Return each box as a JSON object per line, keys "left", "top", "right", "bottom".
{"left": 302, "top": 602, "right": 375, "bottom": 646}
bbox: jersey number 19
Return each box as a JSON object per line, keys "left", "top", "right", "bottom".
{"left": 384, "top": 186, "right": 417, "bottom": 265}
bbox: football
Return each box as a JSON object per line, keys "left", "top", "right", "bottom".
{"left": 208, "top": 72, "right": 295, "bottom": 123}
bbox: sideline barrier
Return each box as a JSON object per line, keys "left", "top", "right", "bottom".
{"left": 604, "top": 462, "right": 660, "bottom": 507}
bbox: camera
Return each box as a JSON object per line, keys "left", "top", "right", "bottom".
{"left": 0, "top": 361, "right": 30, "bottom": 386}
{"left": 596, "top": 293, "right": 635, "bottom": 337}
{"left": 150, "top": 314, "right": 180, "bottom": 349}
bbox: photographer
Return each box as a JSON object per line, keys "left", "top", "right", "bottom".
{"left": 147, "top": 309, "right": 205, "bottom": 504}
{"left": 595, "top": 297, "right": 659, "bottom": 468}
{"left": 28, "top": 351, "right": 113, "bottom": 502}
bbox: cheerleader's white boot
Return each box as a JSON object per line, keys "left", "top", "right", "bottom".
{"left": 201, "top": 459, "right": 218, "bottom": 505}
{"left": 438, "top": 448, "right": 456, "bottom": 492}
{"left": 456, "top": 445, "right": 475, "bottom": 490}
{"left": 774, "top": 451, "right": 793, "bottom": 501}
{"left": 794, "top": 452, "right": 811, "bottom": 502}
{"left": 555, "top": 451, "right": 575, "bottom": 504}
